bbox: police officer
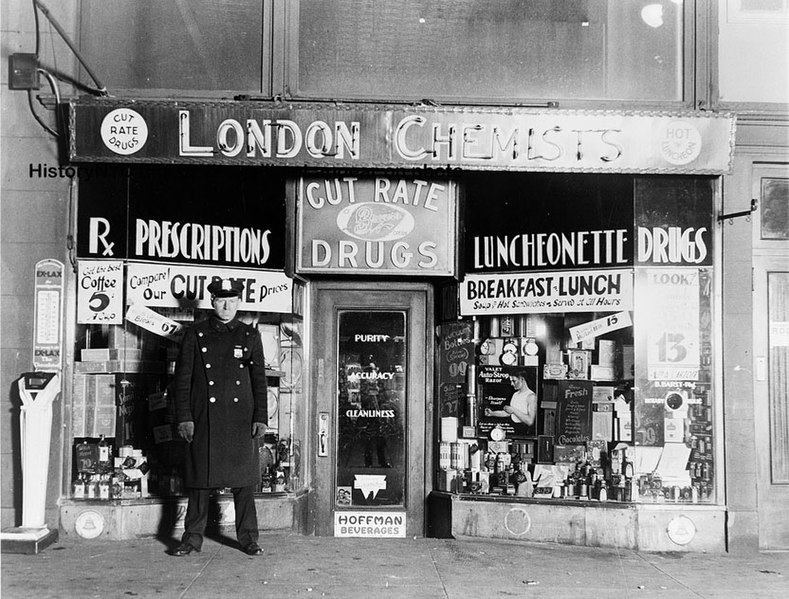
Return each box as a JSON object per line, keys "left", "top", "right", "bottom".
{"left": 172, "top": 278, "right": 267, "bottom": 556}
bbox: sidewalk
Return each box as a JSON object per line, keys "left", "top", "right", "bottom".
{"left": 2, "top": 533, "right": 787, "bottom": 599}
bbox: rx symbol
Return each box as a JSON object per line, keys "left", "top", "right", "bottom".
{"left": 88, "top": 217, "right": 115, "bottom": 256}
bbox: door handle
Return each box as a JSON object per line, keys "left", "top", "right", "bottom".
{"left": 756, "top": 356, "right": 767, "bottom": 381}
{"left": 318, "top": 412, "right": 329, "bottom": 457}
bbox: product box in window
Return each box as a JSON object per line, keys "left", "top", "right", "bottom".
{"left": 567, "top": 349, "right": 591, "bottom": 380}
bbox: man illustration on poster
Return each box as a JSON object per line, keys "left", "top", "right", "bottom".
{"left": 481, "top": 366, "right": 538, "bottom": 437}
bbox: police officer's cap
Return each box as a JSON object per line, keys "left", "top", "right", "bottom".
{"left": 207, "top": 278, "right": 243, "bottom": 298}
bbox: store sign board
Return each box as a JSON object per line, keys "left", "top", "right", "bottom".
{"left": 76, "top": 168, "right": 286, "bottom": 269}
{"left": 464, "top": 176, "right": 635, "bottom": 274}
{"left": 635, "top": 178, "right": 714, "bottom": 267}
{"left": 70, "top": 99, "right": 736, "bottom": 174}
{"left": 77, "top": 261, "right": 124, "bottom": 324}
{"left": 296, "top": 176, "right": 456, "bottom": 275}
{"left": 334, "top": 511, "right": 406, "bottom": 538}
{"left": 459, "top": 269, "right": 634, "bottom": 316}
{"left": 126, "top": 262, "right": 292, "bottom": 313}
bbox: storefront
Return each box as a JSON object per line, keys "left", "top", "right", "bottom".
{"left": 61, "top": 98, "right": 734, "bottom": 550}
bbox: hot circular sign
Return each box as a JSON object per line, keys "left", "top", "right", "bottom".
{"left": 659, "top": 120, "right": 702, "bottom": 166}
{"left": 100, "top": 108, "right": 148, "bottom": 155}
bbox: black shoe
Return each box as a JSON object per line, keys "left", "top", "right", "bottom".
{"left": 244, "top": 542, "right": 263, "bottom": 556}
{"left": 172, "top": 542, "right": 200, "bottom": 557}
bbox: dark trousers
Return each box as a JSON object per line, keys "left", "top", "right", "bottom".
{"left": 181, "top": 486, "right": 259, "bottom": 550}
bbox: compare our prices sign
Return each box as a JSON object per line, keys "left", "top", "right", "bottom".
{"left": 459, "top": 269, "right": 633, "bottom": 316}
{"left": 296, "top": 176, "right": 456, "bottom": 275}
{"left": 77, "top": 260, "right": 124, "bottom": 324}
{"left": 126, "top": 262, "right": 292, "bottom": 313}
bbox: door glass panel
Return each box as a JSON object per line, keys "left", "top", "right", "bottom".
{"left": 768, "top": 272, "right": 789, "bottom": 483}
{"left": 761, "top": 178, "right": 789, "bottom": 240}
{"left": 336, "top": 311, "right": 407, "bottom": 506}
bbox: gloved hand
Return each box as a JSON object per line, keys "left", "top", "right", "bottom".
{"left": 178, "top": 421, "right": 195, "bottom": 443}
{"left": 252, "top": 422, "right": 267, "bottom": 439}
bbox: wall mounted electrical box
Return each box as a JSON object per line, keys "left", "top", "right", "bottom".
{"left": 9, "top": 53, "right": 39, "bottom": 90}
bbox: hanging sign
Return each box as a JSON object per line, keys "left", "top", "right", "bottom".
{"left": 125, "top": 304, "right": 184, "bottom": 340}
{"left": 296, "top": 176, "right": 456, "bottom": 275}
{"left": 569, "top": 311, "right": 632, "bottom": 344}
{"left": 77, "top": 261, "right": 124, "bottom": 324}
{"left": 459, "top": 269, "right": 633, "bottom": 316}
{"left": 126, "top": 262, "right": 292, "bottom": 313}
{"left": 33, "top": 259, "right": 64, "bottom": 372}
{"left": 70, "top": 99, "right": 736, "bottom": 174}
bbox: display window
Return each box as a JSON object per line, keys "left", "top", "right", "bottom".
{"left": 438, "top": 173, "right": 716, "bottom": 505}
{"left": 69, "top": 166, "right": 306, "bottom": 502}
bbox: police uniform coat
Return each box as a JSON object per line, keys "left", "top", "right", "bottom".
{"left": 173, "top": 317, "right": 267, "bottom": 489}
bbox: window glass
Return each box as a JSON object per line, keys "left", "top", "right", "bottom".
{"left": 79, "top": 0, "right": 264, "bottom": 92}
{"left": 336, "top": 311, "right": 406, "bottom": 507}
{"left": 761, "top": 178, "right": 789, "bottom": 240}
{"left": 298, "top": 0, "right": 683, "bottom": 102}
{"left": 768, "top": 272, "right": 789, "bottom": 484}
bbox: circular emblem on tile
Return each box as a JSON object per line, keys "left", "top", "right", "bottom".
{"left": 100, "top": 108, "right": 148, "bottom": 155}
{"left": 666, "top": 515, "right": 696, "bottom": 545}
{"left": 504, "top": 508, "right": 531, "bottom": 537}
{"left": 75, "top": 509, "right": 105, "bottom": 539}
{"left": 659, "top": 120, "right": 702, "bottom": 165}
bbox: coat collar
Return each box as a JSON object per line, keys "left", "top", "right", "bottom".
{"left": 208, "top": 316, "right": 241, "bottom": 332}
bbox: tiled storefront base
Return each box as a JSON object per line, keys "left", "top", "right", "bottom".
{"left": 59, "top": 492, "right": 309, "bottom": 541}
{"left": 428, "top": 492, "right": 727, "bottom": 552}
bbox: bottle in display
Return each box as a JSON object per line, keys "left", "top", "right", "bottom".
{"left": 73, "top": 475, "right": 85, "bottom": 499}
{"left": 98, "top": 435, "right": 111, "bottom": 473}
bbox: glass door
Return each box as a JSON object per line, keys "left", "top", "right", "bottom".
{"left": 309, "top": 282, "right": 432, "bottom": 537}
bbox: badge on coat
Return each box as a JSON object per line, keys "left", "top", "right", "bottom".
{"left": 234, "top": 345, "right": 244, "bottom": 359}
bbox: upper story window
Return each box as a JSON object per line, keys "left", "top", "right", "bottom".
{"left": 79, "top": 0, "right": 266, "bottom": 94}
{"left": 79, "top": 0, "right": 686, "bottom": 104}
{"left": 295, "top": 0, "right": 685, "bottom": 103}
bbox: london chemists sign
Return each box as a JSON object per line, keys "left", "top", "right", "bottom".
{"left": 69, "top": 99, "right": 735, "bottom": 174}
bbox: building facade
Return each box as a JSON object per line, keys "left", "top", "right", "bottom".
{"left": 1, "top": 1, "right": 787, "bottom": 552}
